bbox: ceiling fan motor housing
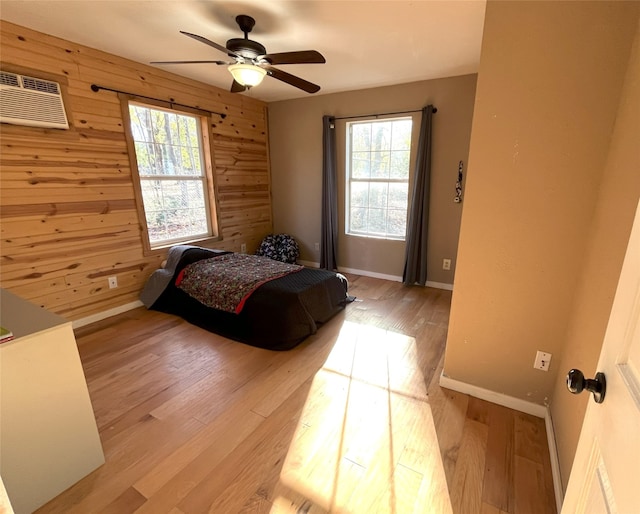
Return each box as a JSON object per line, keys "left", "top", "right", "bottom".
{"left": 226, "top": 38, "right": 266, "bottom": 60}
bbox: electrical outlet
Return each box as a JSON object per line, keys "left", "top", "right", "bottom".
{"left": 108, "top": 276, "right": 118, "bottom": 289}
{"left": 534, "top": 351, "right": 552, "bottom": 371}
{"left": 314, "top": 242, "right": 320, "bottom": 252}
{"left": 443, "top": 258, "right": 451, "bottom": 271}
{"left": 240, "top": 243, "right": 247, "bottom": 254}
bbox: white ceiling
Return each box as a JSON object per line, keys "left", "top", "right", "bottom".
{"left": 0, "top": 0, "right": 486, "bottom": 103}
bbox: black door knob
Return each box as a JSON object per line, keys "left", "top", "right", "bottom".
{"left": 566, "top": 369, "right": 606, "bottom": 403}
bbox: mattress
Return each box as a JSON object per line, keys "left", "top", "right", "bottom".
{"left": 141, "top": 246, "right": 349, "bottom": 350}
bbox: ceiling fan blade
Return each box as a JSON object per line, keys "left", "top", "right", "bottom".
{"left": 260, "top": 50, "right": 326, "bottom": 65}
{"left": 151, "top": 60, "right": 229, "bottom": 65}
{"left": 180, "top": 30, "right": 241, "bottom": 59}
{"left": 262, "top": 65, "right": 321, "bottom": 94}
{"left": 230, "top": 80, "right": 247, "bottom": 93}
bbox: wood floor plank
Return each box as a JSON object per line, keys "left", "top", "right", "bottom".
{"left": 432, "top": 388, "right": 470, "bottom": 488}
{"left": 514, "top": 414, "right": 556, "bottom": 513}
{"left": 482, "top": 404, "right": 516, "bottom": 513}
{"left": 394, "top": 394, "right": 451, "bottom": 514}
{"left": 480, "top": 502, "right": 509, "bottom": 514}
{"left": 514, "top": 412, "right": 547, "bottom": 464}
{"left": 514, "top": 455, "right": 551, "bottom": 514}
{"left": 100, "top": 486, "right": 147, "bottom": 514}
{"left": 273, "top": 369, "right": 352, "bottom": 511}
{"left": 467, "top": 396, "right": 491, "bottom": 425}
{"left": 450, "top": 418, "right": 489, "bottom": 514}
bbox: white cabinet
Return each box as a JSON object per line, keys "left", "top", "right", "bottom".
{"left": 0, "top": 289, "right": 104, "bottom": 514}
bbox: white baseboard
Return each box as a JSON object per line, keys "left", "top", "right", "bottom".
{"left": 439, "top": 372, "right": 547, "bottom": 417}
{"left": 72, "top": 300, "right": 144, "bottom": 329}
{"left": 298, "top": 260, "right": 453, "bottom": 291}
{"left": 338, "top": 265, "right": 403, "bottom": 283}
{"left": 439, "top": 372, "right": 563, "bottom": 511}
{"left": 297, "top": 259, "right": 320, "bottom": 268}
{"left": 545, "top": 409, "right": 565, "bottom": 513}
{"left": 425, "top": 281, "right": 454, "bottom": 291}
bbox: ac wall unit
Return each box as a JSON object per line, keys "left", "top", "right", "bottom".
{"left": 0, "top": 71, "right": 69, "bottom": 129}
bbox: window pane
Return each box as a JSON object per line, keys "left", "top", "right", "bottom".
{"left": 388, "top": 183, "right": 408, "bottom": 209}
{"left": 350, "top": 207, "right": 367, "bottom": 232}
{"left": 134, "top": 142, "right": 155, "bottom": 175}
{"left": 189, "top": 207, "right": 209, "bottom": 234}
{"left": 391, "top": 120, "right": 412, "bottom": 150}
{"left": 371, "top": 122, "right": 391, "bottom": 152}
{"left": 352, "top": 152, "right": 370, "bottom": 179}
{"left": 351, "top": 124, "right": 371, "bottom": 152}
{"left": 350, "top": 182, "right": 369, "bottom": 208}
{"left": 390, "top": 151, "right": 410, "bottom": 179}
{"left": 387, "top": 209, "right": 407, "bottom": 237}
{"left": 371, "top": 151, "right": 390, "bottom": 179}
{"left": 368, "top": 208, "right": 386, "bottom": 235}
{"left": 139, "top": 176, "right": 208, "bottom": 244}
{"left": 186, "top": 181, "right": 205, "bottom": 208}
{"left": 369, "top": 182, "right": 388, "bottom": 209}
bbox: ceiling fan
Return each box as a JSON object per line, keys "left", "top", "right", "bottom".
{"left": 151, "top": 14, "right": 325, "bottom": 94}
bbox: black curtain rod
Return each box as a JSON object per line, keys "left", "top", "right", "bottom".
{"left": 90, "top": 84, "right": 227, "bottom": 119}
{"left": 333, "top": 107, "right": 437, "bottom": 121}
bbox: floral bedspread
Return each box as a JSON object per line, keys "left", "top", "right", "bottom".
{"left": 175, "top": 253, "right": 303, "bottom": 314}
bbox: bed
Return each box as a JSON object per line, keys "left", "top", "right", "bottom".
{"left": 140, "top": 245, "right": 350, "bottom": 350}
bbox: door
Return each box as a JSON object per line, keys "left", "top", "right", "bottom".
{"left": 562, "top": 199, "right": 640, "bottom": 513}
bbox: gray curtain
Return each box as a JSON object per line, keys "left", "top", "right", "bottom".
{"left": 403, "top": 105, "right": 434, "bottom": 286}
{"left": 320, "top": 115, "right": 338, "bottom": 270}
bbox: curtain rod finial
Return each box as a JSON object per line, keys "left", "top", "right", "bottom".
{"left": 91, "top": 84, "right": 100, "bottom": 92}
{"left": 432, "top": 107, "right": 437, "bottom": 114}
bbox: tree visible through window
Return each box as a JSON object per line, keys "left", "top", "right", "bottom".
{"left": 346, "top": 118, "right": 412, "bottom": 240}
{"left": 127, "top": 102, "right": 214, "bottom": 248}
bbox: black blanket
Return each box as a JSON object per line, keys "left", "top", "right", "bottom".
{"left": 141, "top": 246, "right": 349, "bottom": 350}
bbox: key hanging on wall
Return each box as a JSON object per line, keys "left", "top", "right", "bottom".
{"left": 454, "top": 161, "right": 464, "bottom": 203}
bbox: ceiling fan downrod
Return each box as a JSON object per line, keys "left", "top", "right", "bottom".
{"left": 235, "top": 15, "right": 256, "bottom": 39}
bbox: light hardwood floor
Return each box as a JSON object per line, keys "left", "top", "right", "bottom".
{"left": 36, "top": 274, "right": 556, "bottom": 514}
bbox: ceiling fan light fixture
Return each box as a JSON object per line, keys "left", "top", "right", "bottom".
{"left": 228, "top": 63, "right": 266, "bottom": 87}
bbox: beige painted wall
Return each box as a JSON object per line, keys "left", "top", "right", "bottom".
{"left": 444, "top": 1, "right": 638, "bottom": 410}
{"left": 444, "top": 1, "right": 640, "bottom": 490}
{"left": 552, "top": 21, "right": 640, "bottom": 490}
{"left": 268, "top": 74, "right": 477, "bottom": 282}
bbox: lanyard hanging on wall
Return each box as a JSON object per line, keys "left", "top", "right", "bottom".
{"left": 454, "top": 160, "right": 464, "bottom": 203}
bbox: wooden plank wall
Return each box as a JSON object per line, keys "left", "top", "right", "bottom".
{"left": 0, "top": 21, "right": 273, "bottom": 321}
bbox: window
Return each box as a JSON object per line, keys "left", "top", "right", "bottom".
{"left": 125, "top": 101, "right": 218, "bottom": 251}
{"left": 346, "top": 118, "right": 412, "bottom": 240}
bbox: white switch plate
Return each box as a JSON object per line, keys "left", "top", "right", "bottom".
{"left": 240, "top": 243, "right": 247, "bottom": 254}
{"left": 534, "top": 351, "right": 552, "bottom": 371}
{"left": 108, "top": 276, "right": 118, "bottom": 289}
{"left": 314, "top": 242, "right": 320, "bottom": 252}
{"left": 443, "top": 258, "right": 451, "bottom": 270}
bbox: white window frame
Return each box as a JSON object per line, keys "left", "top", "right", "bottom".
{"left": 345, "top": 117, "right": 412, "bottom": 241}
{"left": 122, "top": 98, "right": 220, "bottom": 255}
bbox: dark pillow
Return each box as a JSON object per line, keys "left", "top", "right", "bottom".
{"left": 255, "top": 234, "right": 299, "bottom": 264}
{"left": 255, "top": 234, "right": 279, "bottom": 260}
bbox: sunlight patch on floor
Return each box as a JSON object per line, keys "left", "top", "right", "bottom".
{"left": 271, "top": 321, "right": 452, "bottom": 513}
